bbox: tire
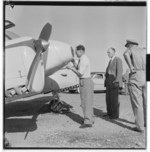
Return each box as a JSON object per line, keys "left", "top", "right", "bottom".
{"left": 69, "top": 90, "right": 76, "bottom": 93}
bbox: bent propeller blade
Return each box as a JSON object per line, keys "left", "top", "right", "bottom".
{"left": 39, "top": 23, "right": 52, "bottom": 41}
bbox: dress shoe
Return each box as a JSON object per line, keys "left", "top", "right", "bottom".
{"left": 79, "top": 124, "right": 92, "bottom": 128}
{"left": 132, "top": 127, "right": 144, "bottom": 133}
{"left": 81, "top": 120, "right": 94, "bottom": 124}
{"left": 108, "top": 116, "right": 118, "bottom": 120}
{"left": 102, "top": 114, "right": 110, "bottom": 118}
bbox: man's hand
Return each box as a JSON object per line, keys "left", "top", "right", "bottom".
{"left": 66, "top": 64, "right": 74, "bottom": 70}
{"left": 113, "top": 80, "right": 119, "bottom": 83}
{"left": 130, "top": 66, "right": 136, "bottom": 73}
{"left": 113, "top": 81, "right": 119, "bottom": 87}
{"left": 71, "top": 58, "right": 76, "bottom": 63}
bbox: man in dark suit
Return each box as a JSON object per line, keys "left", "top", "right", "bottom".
{"left": 104, "top": 47, "right": 123, "bottom": 119}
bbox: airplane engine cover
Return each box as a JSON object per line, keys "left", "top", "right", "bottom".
{"left": 44, "top": 40, "right": 74, "bottom": 76}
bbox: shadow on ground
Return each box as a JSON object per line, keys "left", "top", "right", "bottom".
{"left": 4, "top": 95, "right": 54, "bottom": 133}
{"left": 94, "top": 108, "right": 134, "bottom": 131}
{"left": 65, "top": 112, "right": 83, "bottom": 125}
{"left": 4, "top": 94, "right": 135, "bottom": 135}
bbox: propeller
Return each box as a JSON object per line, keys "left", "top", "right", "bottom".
{"left": 39, "top": 23, "right": 52, "bottom": 41}
{"left": 26, "top": 23, "right": 52, "bottom": 93}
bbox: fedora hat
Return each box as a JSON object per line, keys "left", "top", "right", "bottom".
{"left": 125, "top": 39, "right": 138, "bottom": 47}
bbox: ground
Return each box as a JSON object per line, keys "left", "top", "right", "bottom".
{"left": 4, "top": 92, "right": 146, "bottom": 149}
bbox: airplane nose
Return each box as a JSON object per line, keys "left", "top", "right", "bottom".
{"left": 34, "top": 39, "right": 49, "bottom": 53}
{"left": 41, "top": 39, "right": 50, "bottom": 52}
{"left": 54, "top": 41, "right": 74, "bottom": 65}
{"left": 44, "top": 40, "right": 74, "bottom": 76}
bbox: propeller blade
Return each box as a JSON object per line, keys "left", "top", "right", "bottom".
{"left": 39, "top": 23, "right": 52, "bottom": 41}
{"left": 26, "top": 40, "right": 49, "bottom": 93}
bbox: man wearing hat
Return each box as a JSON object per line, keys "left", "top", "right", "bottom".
{"left": 123, "top": 39, "right": 146, "bottom": 133}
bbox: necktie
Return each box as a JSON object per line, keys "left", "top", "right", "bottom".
{"left": 77, "top": 59, "right": 80, "bottom": 70}
{"left": 108, "top": 59, "right": 112, "bottom": 68}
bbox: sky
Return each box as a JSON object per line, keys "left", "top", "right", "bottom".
{"left": 5, "top": 3, "right": 146, "bottom": 73}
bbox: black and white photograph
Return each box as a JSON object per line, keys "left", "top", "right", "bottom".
{"left": 3, "top": 0, "right": 148, "bottom": 150}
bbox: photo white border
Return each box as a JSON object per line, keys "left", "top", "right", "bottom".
{"left": 1, "top": 1, "right": 149, "bottom": 152}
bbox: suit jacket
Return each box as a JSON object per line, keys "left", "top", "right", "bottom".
{"left": 105, "top": 56, "right": 123, "bottom": 88}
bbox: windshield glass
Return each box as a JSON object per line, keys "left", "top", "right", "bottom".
{"left": 91, "top": 73, "right": 105, "bottom": 78}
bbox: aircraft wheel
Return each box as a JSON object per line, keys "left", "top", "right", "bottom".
{"left": 49, "top": 99, "right": 58, "bottom": 112}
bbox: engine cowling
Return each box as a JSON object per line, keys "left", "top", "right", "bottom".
{"left": 44, "top": 40, "right": 74, "bottom": 76}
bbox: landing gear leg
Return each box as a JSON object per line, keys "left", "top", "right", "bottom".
{"left": 48, "top": 91, "right": 61, "bottom": 112}
{"left": 52, "top": 90, "right": 60, "bottom": 102}
{"left": 50, "top": 91, "right": 74, "bottom": 113}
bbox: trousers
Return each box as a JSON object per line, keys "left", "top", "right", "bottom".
{"left": 128, "top": 71, "right": 146, "bottom": 129}
{"left": 79, "top": 78, "right": 94, "bottom": 124}
{"left": 106, "top": 84, "right": 120, "bottom": 118}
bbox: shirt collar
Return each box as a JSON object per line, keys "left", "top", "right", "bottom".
{"left": 79, "top": 54, "right": 85, "bottom": 60}
{"left": 111, "top": 55, "right": 115, "bottom": 61}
